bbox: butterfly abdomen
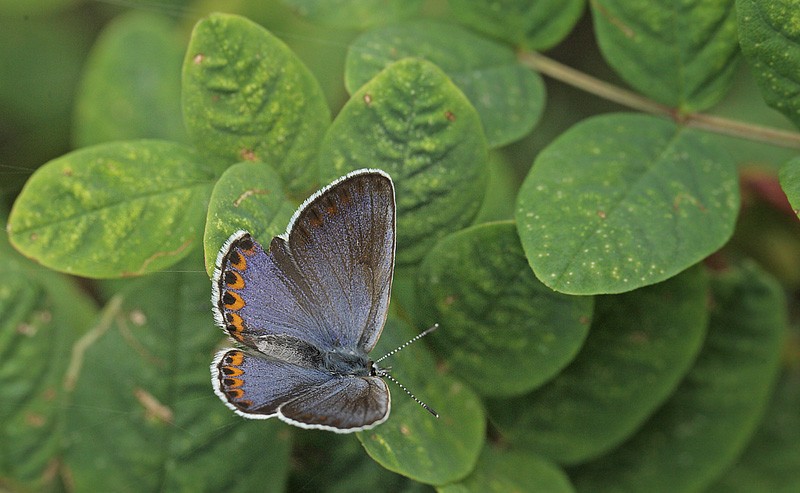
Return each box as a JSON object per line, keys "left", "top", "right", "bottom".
{"left": 320, "top": 348, "right": 372, "bottom": 377}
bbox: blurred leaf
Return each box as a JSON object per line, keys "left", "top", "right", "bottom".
{"left": 570, "top": 262, "right": 787, "bottom": 492}
{"left": 516, "top": 113, "right": 739, "bottom": 295}
{"left": 182, "top": 12, "right": 330, "bottom": 192}
{"left": 320, "top": 58, "right": 489, "bottom": 266}
{"left": 737, "top": 0, "right": 800, "bottom": 128}
{"left": 346, "top": 20, "right": 545, "bottom": 147}
{"left": 0, "top": 0, "right": 79, "bottom": 15}
{"left": 0, "top": 14, "right": 91, "bottom": 197}
{"left": 447, "top": 0, "right": 585, "bottom": 50}
{"left": 779, "top": 156, "right": 800, "bottom": 216}
{"left": 474, "top": 152, "right": 518, "bottom": 223}
{"left": 63, "top": 256, "right": 291, "bottom": 491}
{"left": 708, "top": 368, "right": 800, "bottom": 492}
{"left": 0, "top": 208, "right": 98, "bottom": 488}
{"left": 281, "top": 0, "right": 423, "bottom": 30}
{"left": 488, "top": 264, "right": 708, "bottom": 465}
{"left": 591, "top": 0, "right": 739, "bottom": 111}
{"left": 8, "top": 140, "right": 214, "bottom": 278}
{"left": 359, "top": 319, "right": 485, "bottom": 485}
{"left": 437, "top": 445, "right": 575, "bottom": 493}
{"left": 417, "top": 221, "right": 593, "bottom": 397}
{"left": 73, "top": 11, "right": 187, "bottom": 147}
{"left": 203, "top": 161, "right": 295, "bottom": 276}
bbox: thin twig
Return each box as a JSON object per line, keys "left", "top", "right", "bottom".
{"left": 518, "top": 50, "right": 800, "bottom": 150}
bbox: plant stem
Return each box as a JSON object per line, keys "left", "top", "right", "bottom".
{"left": 518, "top": 50, "right": 800, "bottom": 150}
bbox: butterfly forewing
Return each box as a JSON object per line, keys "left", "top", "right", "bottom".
{"left": 286, "top": 169, "right": 395, "bottom": 352}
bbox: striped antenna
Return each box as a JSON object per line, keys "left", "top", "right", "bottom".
{"left": 376, "top": 324, "right": 439, "bottom": 363}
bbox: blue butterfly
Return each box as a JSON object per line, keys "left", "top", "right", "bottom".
{"left": 210, "top": 169, "right": 434, "bottom": 433}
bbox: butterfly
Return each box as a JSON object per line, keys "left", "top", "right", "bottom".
{"left": 210, "top": 168, "right": 433, "bottom": 433}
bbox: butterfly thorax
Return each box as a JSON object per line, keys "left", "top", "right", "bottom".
{"left": 321, "top": 348, "right": 374, "bottom": 377}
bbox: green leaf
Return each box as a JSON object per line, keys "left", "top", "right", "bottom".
{"left": 487, "top": 264, "right": 708, "bottom": 465}
{"left": 0, "top": 0, "right": 79, "bottom": 15}
{"left": 474, "top": 152, "right": 519, "bottom": 223}
{"left": 345, "top": 21, "right": 545, "bottom": 148}
{"left": 516, "top": 113, "right": 739, "bottom": 295}
{"left": 0, "top": 215, "right": 97, "bottom": 487}
{"left": 708, "top": 368, "right": 800, "bottom": 492}
{"left": 779, "top": 156, "right": 800, "bottom": 216}
{"left": 358, "top": 318, "right": 485, "bottom": 485}
{"left": 417, "top": 221, "right": 593, "bottom": 397}
{"left": 7, "top": 140, "right": 214, "bottom": 278}
{"left": 738, "top": 0, "right": 800, "bottom": 128}
{"left": 447, "top": 0, "right": 585, "bottom": 50}
{"left": 203, "top": 161, "right": 295, "bottom": 276}
{"left": 73, "top": 11, "right": 187, "bottom": 147}
{"left": 437, "top": 445, "right": 575, "bottom": 493}
{"left": 63, "top": 256, "right": 291, "bottom": 491}
{"left": 319, "top": 58, "right": 489, "bottom": 266}
{"left": 282, "top": 0, "right": 423, "bottom": 30}
{"left": 570, "top": 262, "right": 787, "bottom": 492}
{"left": 182, "top": 13, "right": 330, "bottom": 192}
{"left": 590, "top": 0, "right": 739, "bottom": 111}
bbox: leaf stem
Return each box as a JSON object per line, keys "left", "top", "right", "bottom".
{"left": 518, "top": 50, "right": 800, "bottom": 150}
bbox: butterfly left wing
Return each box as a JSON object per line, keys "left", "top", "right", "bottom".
{"left": 286, "top": 169, "right": 395, "bottom": 353}
{"left": 277, "top": 375, "right": 390, "bottom": 432}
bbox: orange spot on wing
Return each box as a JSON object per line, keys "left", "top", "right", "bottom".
{"left": 226, "top": 271, "right": 245, "bottom": 289}
{"left": 226, "top": 351, "right": 245, "bottom": 366}
{"left": 226, "top": 388, "right": 244, "bottom": 399}
{"left": 224, "top": 291, "right": 245, "bottom": 311}
{"left": 229, "top": 252, "right": 246, "bottom": 271}
{"left": 224, "top": 377, "right": 244, "bottom": 388}
{"left": 222, "top": 366, "right": 244, "bottom": 377}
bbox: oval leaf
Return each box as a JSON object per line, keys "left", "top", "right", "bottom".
{"left": 738, "top": 0, "right": 800, "bottom": 128}
{"left": 447, "top": 0, "right": 585, "bottom": 50}
{"left": 516, "top": 113, "right": 739, "bottom": 295}
{"left": 63, "top": 256, "right": 291, "bottom": 491}
{"left": 358, "top": 318, "right": 485, "bottom": 485}
{"left": 346, "top": 21, "right": 545, "bottom": 148}
{"left": 203, "top": 161, "right": 295, "bottom": 276}
{"left": 487, "top": 264, "right": 708, "bottom": 465}
{"left": 73, "top": 11, "right": 186, "bottom": 147}
{"left": 417, "top": 221, "right": 593, "bottom": 397}
{"left": 283, "top": 0, "right": 423, "bottom": 30}
{"left": 319, "top": 57, "right": 489, "bottom": 266}
{"left": 8, "top": 140, "right": 214, "bottom": 278}
{"left": 570, "top": 262, "right": 787, "bottom": 492}
{"left": 591, "top": 0, "right": 739, "bottom": 111}
{"left": 779, "top": 156, "right": 800, "bottom": 216}
{"left": 437, "top": 446, "right": 575, "bottom": 493}
{"left": 182, "top": 13, "right": 330, "bottom": 192}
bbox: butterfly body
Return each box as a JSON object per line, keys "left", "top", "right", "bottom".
{"left": 210, "top": 169, "right": 395, "bottom": 433}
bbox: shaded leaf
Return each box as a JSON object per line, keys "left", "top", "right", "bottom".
{"left": 346, "top": 21, "right": 545, "bottom": 147}
{"left": 447, "top": 0, "right": 585, "bottom": 50}
{"left": 0, "top": 261, "right": 96, "bottom": 488}
{"left": 516, "top": 113, "right": 739, "bottom": 295}
{"left": 358, "top": 319, "right": 485, "bottom": 485}
{"left": 8, "top": 140, "right": 214, "bottom": 278}
{"left": 738, "top": 0, "right": 800, "bottom": 128}
{"left": 319, "top": 58, "right": 489, "bottom": 266}
{"left": 417, "top": 221, "right": 593, "bottom": 397}
{"left": 570, "top": 262, "right": 787, "bottom": 492}
{"left": 708, "top": 367, "right": 800, "bottom": 492}
{"left": 488, "top": 264, "right": 708, "bottom": 465}
{"left": 182, "top": 13, "right": 330, "bottom": 192}
{"left": 73, "top": 11, "right": 186, "bottom": 147}
{"left": 437, "top": 445, "right": 575, "bottom": 493}
{"left": 203, "top": 161, "right": 295, "bottom": 276}
{"left": 474, "top": 152, "right": 519, "bottom": 223}
{"left": 591, "top": 0, "right": 739, "bottom": 111}
{"left": 282, "top": 0, "right": 423, "bottom": 30}
{"left": 63, "top": 255, "right": 291, "bottom": 491}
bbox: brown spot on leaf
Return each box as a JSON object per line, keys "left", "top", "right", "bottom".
{"left": 240, "top": 149, "right": 257, "bottom": 161}
{"left": 233, "top": 189, "right": 269, "bottom": 207}
{"left": 364, "top": 93, "right": 372, "bottom": 104}
{"left": 134, "top": 387, "right": 174, "bottom": 424}
{"left": 445, "top": 110, "right": 455, "bottom": 121}
{"left": 597, "top": 211, "right": 607, "bottom": 219}
{"left": 193, "top": 53, "right": 204, "bottom": 64}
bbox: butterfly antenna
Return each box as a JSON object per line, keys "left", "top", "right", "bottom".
{"left": 375, "top": 324, "right": 439, "bottom": 363}
{"left": 378, "top": 370, "right": 439, "bottom": 418}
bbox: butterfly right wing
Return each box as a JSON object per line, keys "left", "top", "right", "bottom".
{"left": 211, "top": 349, "right": 334, "bottom": 418}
